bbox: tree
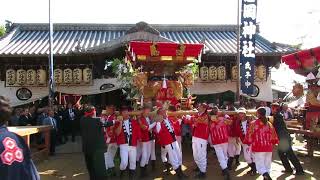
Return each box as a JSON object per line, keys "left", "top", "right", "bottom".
{"left": 0, "top": 25, "right": 5, "bottom": 37}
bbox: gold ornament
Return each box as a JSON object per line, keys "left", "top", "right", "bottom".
{"left": 6, "top": 69, "right": 16, "bottom": 85}
{"left": 26, "top": 69, "right": 36, "bottom": 85}
{"left": 209, "top": 66, "right": 217, "bottom": 81}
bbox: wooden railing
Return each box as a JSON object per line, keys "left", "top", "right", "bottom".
{"left": 8, "top": 125, "right": 52, "bottom": 161}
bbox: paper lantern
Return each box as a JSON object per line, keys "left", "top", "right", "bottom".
{"left": 200, "top": 66, "right": 209, "bottom": 81}
{"left": 209, "top": 66, "right": 217, "bottom": 81}
{"left": 54, "top": 68, "right": 63, "bottom": 84}
{"left": 83, "top": 68, "right": 92, "bottom": 83}
{"left": 231, "top": 66, "right": 238, "bottom": 81}
{"left": 217, "top": 66, "right": 226, "bottom": 80}
{"left": 36, "top": 69, "right": 47, "bottom": 85}
{"left": 257, "top": 65, "right": 266, "bottom": 80}
{"left": 26, "top": 69, "right": 36, "bottom": 85}
{"left": 73, "top": 68, "right": 83, "bottom": 84}
{"left": 63, "top": 68, "right": 73, "bottom": 84}
{"left": 16, "top": 69, "right": 26, "bottom": 85}
{"left": 6, "top": 69, "right": 16, "bottom": 85}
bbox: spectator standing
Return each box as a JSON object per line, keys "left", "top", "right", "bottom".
{"left": 18, "top": 108, "right": 31, "bottom": 126}
{"left": 10, "top": 108, "right": 21, "bottom": 126}
{"left": 43, "top": 109, "right": 58, "bottom": 156}
{"left": 64, "top": 103, "right": 77, "bottom": 142}
{"left": 260, "top": 102, "right": 271, "bottom": 116}
{"left": 281, "top": 104, "right": 293, "bottom": 121}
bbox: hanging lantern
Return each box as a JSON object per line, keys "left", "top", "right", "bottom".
{"left": 63, "top": 68, "right": 73, "bottom": 84}
{"left": 54, "top": 68, "right": 63, "bottom": 84}
{"left": 36, "top": 69, "right": 47, "bottom": 85}
{"left": 217, "top": 66, "right": 226, "bottom": 80}
{"left": 257, "top": 65, "right": 266, "bottom": 80}
{"left": 231, "top": 66, "right": 238, "bottom": 81}
{"left": 73, "top": 68, "right": 83, "bottom": 84}
{"left": 16, "top": 69, "right": 26, "bottom": 85}
{"left": 209, "top": 66, "right": 217, "bottom": 81}
{"left": 6, "top": 69, "right": 16, "bottom": 86}
{"left": 26, "top": 69, "right": 36, "bottom": 85}
{"left": 83, "top": 67, "right": 92, "bottom": 84}
{"left": 200, "top": 66, "right": 209, "bottom": 81}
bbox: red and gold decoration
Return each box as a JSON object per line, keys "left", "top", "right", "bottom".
{"left": 129, "top": 41, "right": 203, "bottom": 62}
{"left": 180, "top": 71, "right": 194, "bottom": 87}
{"left": 133, "top": 72, "right": 148, "bottom": 92}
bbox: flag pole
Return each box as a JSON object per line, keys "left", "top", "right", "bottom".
{"left": 48, "top": 0, "right": 55, "bottom": 107}
{"left": 236, "top": 0, "right": 241, "bottom": 102}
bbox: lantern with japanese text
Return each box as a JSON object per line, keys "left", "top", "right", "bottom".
{"left": 26, "top": 69, "right": 36, "bottom": 85}
{"left": 231, "top": 66, "right": 238, "bottom": 81}
{"left": 217, "top": 66, "right": 226, "bottom": 81}
{"left": 6, "top": 69, "right": 16, "bottom": 85}
{"left": 83, "top": 68, "right": 92, "bottom": 84}
{"left": 209, "top": 66, "right": 217, "bottom": 81}
{"left": 63, "top": 68, "right": 73, "bottom": 84}
{"left": 73, "top": 68, "right": 83, "bottom": 84}
{"left": 36, "top": 69, "right": 47, "bottom": 85}
{"left": 54, "top": 68, "right": 63, "bottom": 84}
{"left": 16, "top": 69, "right": 26, "bottom": 85}
{"left": 200, "top": 66, "right": 209, "bottom": 81}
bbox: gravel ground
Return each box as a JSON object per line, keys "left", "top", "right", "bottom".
{"left": 36, "top": 136, "right": 319, "bottom": 180}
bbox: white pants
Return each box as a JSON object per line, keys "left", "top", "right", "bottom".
{"left": 162, "top": 141, "right": 182, "bottom": 170}
{"left": 253, "top": 152, "right": 272, "bottom": 175}
{"left": 136, "top": 141, "right": 142, "bottom": 162}
{"left": 241, "top": 144, "right": 253, "bottom": 164}
{"left": 227, "top": 137, "right": 241, "bottom": 157}
{"left": 140, "top": 141, "right": 152, "bottom": 167}
{"left": 213, "top": 143, "right": 229, "bottom": 170}
{"left": 150, "top": 139, "right": 156, "bottom": 161}
{"left": 104, "top": 143, "right": 118, "bottom": 169}
{"left": 119, "top": 144, "right": 137, "bottom": 170}
{"left": 176, "top": 136, "right": 182, "bottom": 158}
{"left": 192, "top": 137, "right": 207, "bottom": 173}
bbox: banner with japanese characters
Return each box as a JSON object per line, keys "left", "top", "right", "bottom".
{"left": 240, "top": 0, "right": 257, "bottom": 95}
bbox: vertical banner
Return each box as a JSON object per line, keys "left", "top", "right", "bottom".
{"left": 240, "top": 0, "right": 257, "bottom": 95}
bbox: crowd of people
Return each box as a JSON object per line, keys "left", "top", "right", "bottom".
{"left": 8, "top": 103, "right": 83, "bottom": 155}
{"left": 0, "top": 98, "right": 303, "bottom": 180}
{"left": 78, "top": 101, "right": 304, "bottom": 180}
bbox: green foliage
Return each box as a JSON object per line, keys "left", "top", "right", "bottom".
{"left": 0, "top": 25, "right": 5, "bottom": 37}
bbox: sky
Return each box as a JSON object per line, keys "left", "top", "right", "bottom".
{"left": 0, "top": 0, "right": 318, "bottom": 88}
{"left": 1, "top": 0, "right": 319, "bottom": 48}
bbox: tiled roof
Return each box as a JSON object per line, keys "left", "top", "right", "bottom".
{"left": 0, "top": 22, "right": 296, "bottom": 57}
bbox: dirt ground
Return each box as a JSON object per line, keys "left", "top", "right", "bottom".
{"left": 36, "top": 136, "right": 320, "bottom": 180}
